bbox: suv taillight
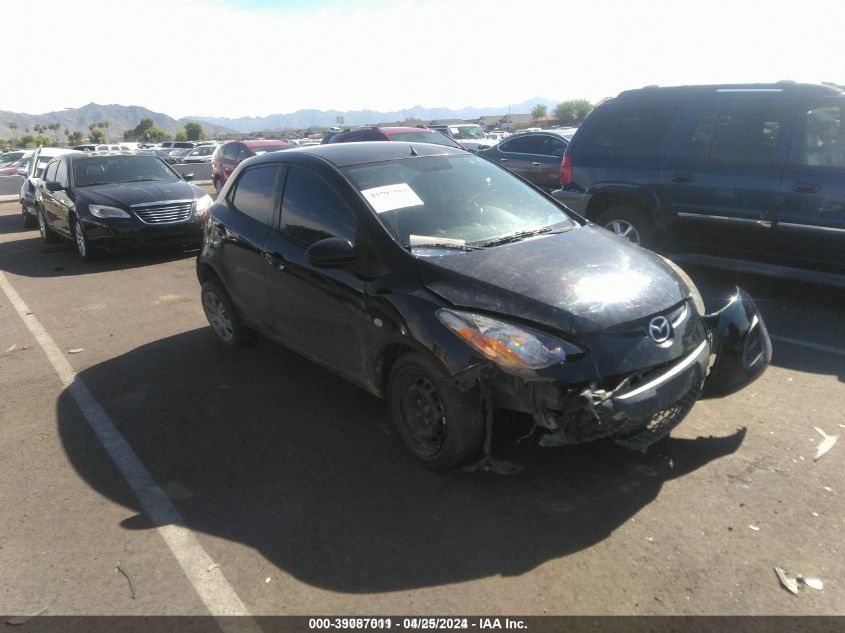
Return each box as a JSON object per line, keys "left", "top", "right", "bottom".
{"left": 560, "top": 155, "right": 572, "bottom": 186}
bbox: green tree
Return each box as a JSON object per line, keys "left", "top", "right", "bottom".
{"left": 124, "top": 118, "right": 156, "bottom": 141}
{"left": 68, "top": 131, "right": 83, "bottom": 145}
{"left": 183, "top": 121, "right": 206, "bottom": 141}
{"left": 18, "top": 134, "right": 35, "bottom": 147}
{"left": 531, "top": 104, "right": 548, "bottom": 120}
{"left": 35, "top": 134, "right": 51, "bottom": 146}
{"left": 9, "top": 121, "right": 18, "bottom": 142}
{"left": 175, "top": 129, "right": 187, "bottom": 141}
{"left": 554, "top": 99, "right": 593, "bottom": 126}
{"left": 89, "top": 127, "right": 107, "bottom": 143}
{"left": 143, "top": 126, "right": 171, "bottom": 143}
{"left": 100, "top": 121, "right": 110, "bottom": 142}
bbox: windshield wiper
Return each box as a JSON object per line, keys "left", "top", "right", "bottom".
{"left": 480, "top": 226, "right": 575, "bottom": 247}
{"left": 407, "top": 242, "right": 482, "bottom": 252}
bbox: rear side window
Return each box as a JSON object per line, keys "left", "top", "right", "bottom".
{"left": 579, "top": 105, "right": 678, "bottom": 155}
{"left": 222, "top": 143, "right": 238, "bottom": 160}
{"left": 500, "top": 136, "right": 537, "bottom": 154}
{"left": 280, "top": 167, "right": 356, "bottom": 246}
{"left": 685, "top": 101, "right": 786, "bottom": 164}
{"left": 237, "top": 145, "right": 251, "bottom": 160}
{"left": 230, "top": 166, "right": 278, "bottom": 225}
{"left": 55, "top": 160, "right": 68, "bottom": 187}
{"left": 797, "top": 103, "right": 843, "bottom": 168}
{"left": 43, "top": 160, "right": 59, "bottom": 182}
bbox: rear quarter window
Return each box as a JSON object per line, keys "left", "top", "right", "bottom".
{"left": 577, "top": 104, "right": 679, "bottom": 156}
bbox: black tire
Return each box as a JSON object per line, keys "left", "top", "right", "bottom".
{"left": 71, "top": 217, "right": 97, "bottom": 261}
{"left": 388, "top": 352, "right": 485, "bottom": 470}
{"left": 37, "top": 207, "right": 59, "bottom": 243}
{"left": 595, "top": 205, "right": 657, "bottom": 249}
{"left": 22, "top": 204, "right": 36, "bottom": 228}
{"left": 200, "top": 278, "right": 254, "bottom": 347}
{"left": 214, "top": 178, "right": 223, "bottom": 196}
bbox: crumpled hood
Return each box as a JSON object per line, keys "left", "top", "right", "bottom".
{"left": 75, "top": 180, "right": 201, "bottom": 208}
{"left": 417, "top": 225, "right": 688, "bottom": 335}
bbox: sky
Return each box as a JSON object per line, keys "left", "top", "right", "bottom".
{"left": 4, "top": 0, "right": 843, "bottom": 119}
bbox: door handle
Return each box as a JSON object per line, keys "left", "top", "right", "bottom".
{"left": 531, "top": 162, "right": 543, "bottom": 166}
{"left": 672, "top": 173, "right": 693, "bottom": 183}
{"left": 264, "top": 251, "right": 286, "bottom": 270}
{"left": 499, "top": 158, "right": 508, "bottom": 162}
{"left": 792, "top": 184, "right": 819, "bottom": 194}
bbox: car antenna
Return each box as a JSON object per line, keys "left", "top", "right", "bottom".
{"left": 409, "top": 145, "right": 418, "bottom": 156}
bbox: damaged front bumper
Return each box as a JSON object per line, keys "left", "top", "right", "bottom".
{"left": 483, "top": 287, "right": 771, "bottom": 450}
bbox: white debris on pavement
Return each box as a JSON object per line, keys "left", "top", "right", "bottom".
{"left": 68, "top": 348, "right": 84, "bottom": 354}
{"left": 749, "top": 525, "right": 760, "bottom": 531}
{"left": 812, "top": 427, "right": 839, "bottom": 461}
{"left": 774, "top": 567, "right": 800, "bottom": 595}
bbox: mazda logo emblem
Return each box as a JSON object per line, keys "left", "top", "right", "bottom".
{"left": 648, "top": 316, "right": 672, "bottom": 344}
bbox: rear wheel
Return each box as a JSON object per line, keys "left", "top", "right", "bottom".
{"left": 38, "top": 207, "right": 59, "bottom": 243}
{"left": 388, "top": 352, "right": 485, "bottom": 470}
{"left": 596, "top": 205, "right": 657, "bottom": 249}
{"left": 201, "top": 279, "right": 254, "bottom": 347}
{"left": 214, "top": 178, "right": 223, "bottom": 196}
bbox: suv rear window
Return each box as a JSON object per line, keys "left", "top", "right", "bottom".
{"left": 686, "top": 102, "right": 786, "bottom": 164}
{"left": 579, "top": 104, "right": 678, "bottom": 155}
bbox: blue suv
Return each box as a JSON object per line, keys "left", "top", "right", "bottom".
{"left": 553, "top": 82, "right": 845, "bottom": 283}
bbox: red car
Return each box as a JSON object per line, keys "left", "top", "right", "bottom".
{"left": 211, "top": 140, "right": 290, "bottom": 194}
{"left": 328, "top": 126, "right": 465, "bottom": 150}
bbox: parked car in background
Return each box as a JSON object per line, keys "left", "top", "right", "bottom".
{"left": 0, "top": 151, "right": 26, "bottom": 167}
{"left": 479, "top": 130, "right": 568, "bottom": 192}
{"left": 427, "top": 124, "right": 497, "bottom": 151}
{"left": 328, "top": 126, "right": 464, "bottom": 149}
{"left": 160, "top": 141, "right": 198, "bottom": 150}
{"left": 0, "top": 152, "right": 32, "bottom": 175}
{"left": 136, "top": 148, "right": 180, "bottom": 165}
{"left": 72, "top": 144, "right": 98, "bottom": 152}
{"left": 553, "top": 82, "right": 845, "bottom": 282}
{"left": 182, "top": 145, "right": 215, "bottom": 163}
{"left": 196, "top": 141, "right": 770, "bottom": 469}
{"left": 211, "top": 139, "right": 290, "bottom": 193}
{"left": 20, "top": 147, "right": 81, "bottom": 227}
{"left": 35, "top": 152, "right": 210, "bottom": 260}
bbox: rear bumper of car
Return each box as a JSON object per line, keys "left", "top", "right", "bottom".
{"left": 482, "top": 288, "right": 770, "bottom": 449}
{"left": 551, "top": 189, "right": 590, "bottom": 216}
{"left": 81, "top": 217, "right": 204, "bottom": 252}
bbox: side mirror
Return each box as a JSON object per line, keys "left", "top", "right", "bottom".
{"left": 182, "top": 173, "right": 195, "bottom": 181}
{"left": 45, "top": 181, "right": 63, "bottom": 192}
{"left": 306, "top": 237, "right": 358, "bottom": 268}
{"left": 16, "top": 167, "right": 27, "bottom": 177}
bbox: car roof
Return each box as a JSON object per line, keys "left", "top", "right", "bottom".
{"left": 38, "top": 148, "right": 81, "bottom": 157}
{"left": 249, "top": 141, "right": 466, "bottom": 168}
{"left": 615, "top": 82, "right": 843, "bottom": 101}
{"left": 378, "top": 127, "right": 440, "bottom": 135}
{"left": 242, "top": 139, "right": 290, "bottom": 147}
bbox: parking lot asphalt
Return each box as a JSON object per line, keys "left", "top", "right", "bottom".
{"left": 0, "top": 197, "right": 842, "bottom": 617}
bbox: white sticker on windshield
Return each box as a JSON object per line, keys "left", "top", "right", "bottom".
{"left": 449, "top": 127, "right": 460, "bottom": 134}
{"left": 361, "top": 183, "right": 424, "bottom": 213}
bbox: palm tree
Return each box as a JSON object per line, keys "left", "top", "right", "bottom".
{"left": 101, "top": 120, "right": 110, "bottom": 142}
{"left": 9, "top": 121, "right": 18, "bottom": 142}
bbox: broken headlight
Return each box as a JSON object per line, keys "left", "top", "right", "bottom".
{"left": 437, "top": 309, "right": 578, "bottom": 371}
{"left": 660, "top": 256, "right": 706, "bottom": 315}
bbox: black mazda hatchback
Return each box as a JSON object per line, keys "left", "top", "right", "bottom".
{"left": 36, "top": 152, "right": 212, "bottom": 260}
{"left": 197, "top": 142, "right": 771, "bottom": 470}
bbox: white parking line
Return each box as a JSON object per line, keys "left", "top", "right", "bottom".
{"left": 0, "top": 270, "right": 262, "bottom": 632}
{"left": 770, "top": 334, "right": 845, "bottom": 358}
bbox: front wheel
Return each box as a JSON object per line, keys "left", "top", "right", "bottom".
{"left": 72, "top": 217, "right": 97, "bottom": 261}
{"left": 22, "top": 204, "right": 36, "bottom": 228}
{"left": 596, "top": 205, "right": 657, "bottom": 249}
{"left": 200, "top": 279, "right": 254, "bottom": 347}
{"left": 388, "top": 352, "right": 485, "bottom": 470}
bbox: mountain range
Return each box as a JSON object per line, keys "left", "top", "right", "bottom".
{"left": 1, "top": 97, "right": 559, "bottom": 142}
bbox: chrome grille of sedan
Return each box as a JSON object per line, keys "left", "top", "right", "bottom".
{"left": 131, "top": 199, "right": 194, "bottom": 224}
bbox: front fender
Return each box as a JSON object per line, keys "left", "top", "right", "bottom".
{"left": 702, "top": 287, "right": 771, "bottom": 398}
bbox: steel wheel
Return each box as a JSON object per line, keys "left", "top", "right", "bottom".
{"left": 203, "top": 290, "right": 235, "bottom": 344}
{"left": 606, "top": 219, "right": 641, "bottom": 244}
{"left": 38, "top": 210, "right": 46, "bottom": 239}
{"left": 396, "top": 369, "right": 447, "bottom": 458}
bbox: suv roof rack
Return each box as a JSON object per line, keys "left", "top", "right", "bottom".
{"left": 619, "top": 82, "right": 842, "bottom": 99}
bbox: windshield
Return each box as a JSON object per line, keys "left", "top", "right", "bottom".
{"left": 73, "top": 155, "right": 178, "bottom": 187}
{"left": 450, "top": 126, "right": 486, "bottom": 140}
{"left": 388, "top": 132, "right": 462, "bottom": 149}
{"left": 343, "top": 154, "right": 574, "bottom": 248}
{"left": 250, "top": 144, "right": 289, "bottom": 155}
{"left": 0, "top": 153, "right": 23, "bottom": 167}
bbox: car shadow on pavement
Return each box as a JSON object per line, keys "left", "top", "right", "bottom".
{"left": 0, "top": 230, "right": 200, "bottom": 277}
{"left": 57, "top": 328, "right": 747, "bottom": 593}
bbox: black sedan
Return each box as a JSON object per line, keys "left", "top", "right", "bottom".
{"left": 197, "top": 142, "right": 771, "bottom": 470}
{"left": 36, "top": 153, "right": 212, "bottom": 260}
{"left": 479, "top": 130, "right": 569, "bottom": 192}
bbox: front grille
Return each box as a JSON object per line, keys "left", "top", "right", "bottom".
{"left": 132, "top": 200, "right": 194, "bottom": 224}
